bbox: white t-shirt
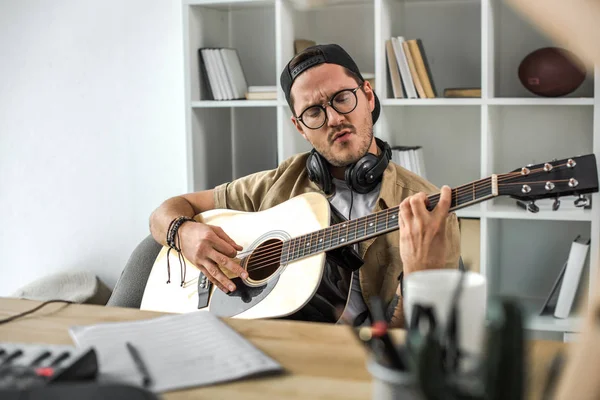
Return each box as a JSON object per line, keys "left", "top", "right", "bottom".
{"left": 328, "top": 177, "right": 381, "bottom": 325}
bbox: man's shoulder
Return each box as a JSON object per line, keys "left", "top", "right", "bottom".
{"left": 389, "top": 161, "right": 439, "bottom": 195}
{"left": 279, "top": 151, "right": 311, "bottom": 171}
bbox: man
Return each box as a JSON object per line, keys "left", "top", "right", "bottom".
{"left": 150, "top": 44, "right": 461, "bottom": 327}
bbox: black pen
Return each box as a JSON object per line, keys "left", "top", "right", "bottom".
{"left": 126, "top": 342, "right": 152, "bottom": 388}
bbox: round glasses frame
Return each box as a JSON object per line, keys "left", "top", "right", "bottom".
{"left": 296, "top": 84, "right": 362, "bottom": 130}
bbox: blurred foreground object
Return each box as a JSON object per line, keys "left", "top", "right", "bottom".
{"left": 505, "top": 1, "right": 600, "bottom": 398}
{"left": 504, "top": 0, "right": 600, "bottom": 71}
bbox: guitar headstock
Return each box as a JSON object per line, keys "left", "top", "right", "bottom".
{"left": 498, "top": 154, "right": 599, "bottom": 202}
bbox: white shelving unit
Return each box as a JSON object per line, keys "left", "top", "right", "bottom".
{"left": 182, "top": 0, "right": 599, "bottom": 338}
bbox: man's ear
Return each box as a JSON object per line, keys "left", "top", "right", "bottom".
{"left": 362, "top": 80, "right": 376, "bottom": 113}
{"left": 291, "top": 115, "right": 309, "bottom": 141}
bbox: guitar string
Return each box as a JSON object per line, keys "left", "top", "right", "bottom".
{"left": 240, "top": 165, "right": 569, "bottom": 270}
{"left": 242, "top": 166, "right": 573, "bottom": 272}
{"left": 234, "top": 168, "right": 525, "bottom": 261}
{"left": 235, "top": 162, "right": 565, "bottom": 262}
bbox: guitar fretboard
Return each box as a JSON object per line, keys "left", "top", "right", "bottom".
{"left": 280, "top": 177, "right": 496, "bottom": 264}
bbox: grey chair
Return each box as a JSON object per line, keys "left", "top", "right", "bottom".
{"left": 106, "top": 235, "right": 162, "bottom": 308}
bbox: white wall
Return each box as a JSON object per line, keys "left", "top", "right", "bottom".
{"left": 0, "top": 1, "right": 186, "bottom": 295}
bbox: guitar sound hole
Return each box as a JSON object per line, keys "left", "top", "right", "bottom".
{"left": 246, "top": 239, "right": 283, "bottom": 282}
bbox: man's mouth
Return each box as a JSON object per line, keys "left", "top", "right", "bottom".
{"left": 332, "top": 130, "right": 352, "bottom": 142}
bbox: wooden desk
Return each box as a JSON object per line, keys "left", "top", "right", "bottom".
{"left": 0, "top": 298, "right": 564, "bottom": 400}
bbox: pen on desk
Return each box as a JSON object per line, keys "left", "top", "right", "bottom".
{"left": 126, "top": 342, "right": 153, "bottom": 388}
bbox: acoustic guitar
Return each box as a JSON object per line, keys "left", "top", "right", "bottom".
{"left": 140, "top": 155, "right": 598, "bottom": 322}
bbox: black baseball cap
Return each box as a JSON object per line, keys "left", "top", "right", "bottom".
{"left": 279, "top": 44, "right": 381, "bottom": 125}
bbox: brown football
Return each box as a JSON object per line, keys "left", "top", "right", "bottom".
{"left": 518, "top": 47, "right": 586, "bottom": 97}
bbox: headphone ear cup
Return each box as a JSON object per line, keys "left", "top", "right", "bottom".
{"left": 348, "top": 154, "right": 379, "bottom": 194}
{"left": 306, "top": 150, "right": 333, "bottom": 195}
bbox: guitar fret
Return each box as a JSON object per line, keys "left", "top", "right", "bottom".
{"left": 299, "top": 235, "right": 305, "bottom": 259}
{"left": 344, "top": 222, "right": 349, "bottom": 244}
{"left": 289, "top": 238, "right": 296, "bottom": 262}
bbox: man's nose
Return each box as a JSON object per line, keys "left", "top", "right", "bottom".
{"left": 325, "top": 105, "right": 344, "bottom": 127}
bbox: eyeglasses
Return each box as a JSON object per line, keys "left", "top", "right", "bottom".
{"left": 297, "top": 85, "right": 362, "bottom": 130}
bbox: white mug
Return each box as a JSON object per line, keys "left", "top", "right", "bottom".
{"left": 403, "top": 269, "right": 487, "bottom": 371}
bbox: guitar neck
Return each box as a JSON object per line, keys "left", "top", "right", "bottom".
{"left": 281, "top": 175, "right": 498, "bottom": 264}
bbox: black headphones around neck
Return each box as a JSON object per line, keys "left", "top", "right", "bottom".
{"left": 306, "top": 137, "right": 392, "bottom": 195}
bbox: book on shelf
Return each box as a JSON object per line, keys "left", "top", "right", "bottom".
{"left": 539, "top": 235, "right": 590, "bottom": 319}
{"left": 198, "top": 47, "right": 248, "bottom": 101}
{"left": 443, "top": 87, "right": 481, "bottom": 98}
{"left": 385, "top": 37, "right": 437, "bottom": 99}
{"left": 294, "top": 39, "right": 316, "bottom": 54}
{"left": 554, "top": 235, "right": 590, "bottom": 319}
{"left": 390, "top": 146, "right": 426, "bottom": 179}
{"left": 459, "top": 218, "right": 480, "bottom": 274}
{"left": 245, "top": 86, "right": 277, "bottom": 100}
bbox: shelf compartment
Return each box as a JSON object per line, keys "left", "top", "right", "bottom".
{"left": 489, "top": 106, "right": 594, "bottom": 181}
{"left": 191, "top": 107, "right": 277, "bottom": 191}
{"left": 380, "top": 0, "right": 481, "bottom": 100}
{"left": 187, "top": 2, "right": 276, "bottom": 102}
{"left": 491, "top": 0, "right": 594, "bottom": 98}
{"left": 378, "top": 105, "right": 481, "bottom": 189}
{"left": 286, "top": 0, "right": 375, "bottom": 77}
{"left": 485, "top": 219, "right": 591, "bottom": 334}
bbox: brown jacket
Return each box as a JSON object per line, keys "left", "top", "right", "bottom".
{"left": 213, "top": 152, "right": 461, "bottom": 327}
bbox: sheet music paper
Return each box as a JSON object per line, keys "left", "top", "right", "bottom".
{"left": 68, "top": 311, "right": 283, "bottom": 392}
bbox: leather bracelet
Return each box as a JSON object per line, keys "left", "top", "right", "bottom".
{"left": 166, "top": 216, "right": 196, "bottom": 250}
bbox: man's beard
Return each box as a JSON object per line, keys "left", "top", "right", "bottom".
{"left": 316, "top": 121, "right": 374, "bottom": 167}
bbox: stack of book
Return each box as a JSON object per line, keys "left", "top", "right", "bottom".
{"left": 245, "top": 86, "right": 277, "bottom": 100}
{"left": 391, "top": 146, "right": 426, "bottom": 179}
{"left": 385, "top": 37, "right": 437, "bottom": 99}
{"left": 198, "top": 48, "right": 248, "bottom": 100}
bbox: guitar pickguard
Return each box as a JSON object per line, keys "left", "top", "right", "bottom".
{"left": 208, "top": 275, "right": 280, "bottom": 318}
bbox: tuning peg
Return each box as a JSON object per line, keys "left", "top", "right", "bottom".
{"left": 552, "top": 197, "right": 561, "bottom": 211}
{"left": 574, "top": 194, "right": 590, "bottom": 208}
{"left": 527, "top": 201, "right": 539, "bottom": 213}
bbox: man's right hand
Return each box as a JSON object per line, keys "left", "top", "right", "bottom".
{"left": 178, "top": 222, "right": 247, "bottom": 293}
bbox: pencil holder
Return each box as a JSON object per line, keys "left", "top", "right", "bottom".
{"left": 366, "top": 358, "right": 423, "bottom": 400}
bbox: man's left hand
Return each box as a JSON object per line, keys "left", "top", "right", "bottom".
{"left": 398, "top": 185, "right": 452, "bottom": 275}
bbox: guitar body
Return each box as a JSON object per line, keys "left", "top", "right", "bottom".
{"left": 140, "top": 192, "right": 357, "bottom": 321}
